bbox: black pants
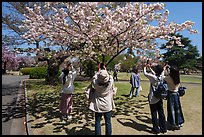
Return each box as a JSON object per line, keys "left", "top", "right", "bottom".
{"left": 149, "top": 99, "right": 167, "bottom": 133}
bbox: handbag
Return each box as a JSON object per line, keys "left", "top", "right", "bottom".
{"left": 139, "top": 85, "right": 142, "bottom": 91}
{"left": 85, "top": 83, "right": 95, "bottom": 101}
{"left": 178, "top": 84, "right": 186, "bottom": 97}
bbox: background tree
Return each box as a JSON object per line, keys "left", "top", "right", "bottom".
{"left": 106, "top": 52, "right": 139, "bottom": 72}
{"left": 18, "top": 56, "right": 37, "bottom": 68}
{"left": 195, "top": 56, "right": 202, "bottom": 72}
{"left": 2, "top": 2, "right": 82, "bottom": 85}
{"left": 2, "top": 43, "right": 20, "bottom": 73}
{"left": 160, "top": 33, "right": 200, "bottom": 73}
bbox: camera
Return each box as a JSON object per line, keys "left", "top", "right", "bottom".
{"left": 147, "top": 60, "right": 150, "bottom": 64}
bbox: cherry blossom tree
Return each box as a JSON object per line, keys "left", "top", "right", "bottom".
{"left": 18, "top": 56, "right": 37, "bottom": 68}
{"left": 19, "top": 2, "right": 198, "bottom": 84}
{"left": 2, "top": 41, "right": 37, "bottom": 73}
{"left": 20, "top": 2, "right": 197, "bottom": 63}
{"left": 2, "top": 44, "right": 20, "bottom": 73}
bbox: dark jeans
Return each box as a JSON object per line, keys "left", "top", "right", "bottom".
{"left": 149, "top": 99, "right": 167, "bottom": 134}
{"left": 113, "top": 74, "right": 118, "bottom": 81}
{"left": 129, "top": 87, "right": 139, "bottom": 97}
{"left": 95, "top": 111, "right": 112, "bottom": 135}
{"left": 167, "top": 92, "right": 184, "bottom": 127}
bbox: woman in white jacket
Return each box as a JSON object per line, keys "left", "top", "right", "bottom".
{"left": 59, "top": 61, "right": 77, "bottom": 120}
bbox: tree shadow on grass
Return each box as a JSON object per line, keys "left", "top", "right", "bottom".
{"left": 66, "top": 125, "right": 95, "bottom": 135}
{"left": 112, "top": 95, "right": 149, "bottom": 117}
{"left": 27, "top": 81, "right": 151, "bottom": 135}
{"left": 27, "top": 89, "right": 95, "bottom": 134}
{"left": 2, "top": 96, "right": 26, "bottom": 122}
{"left": 135, "top": 115, "right": 152, "bottom": 124}
{"left": 117, "top": 118, "right": 152, "bottom": 134}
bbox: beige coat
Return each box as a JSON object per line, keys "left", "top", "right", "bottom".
{"left": 89, "top": 73, "right": 116, "bottom": 113}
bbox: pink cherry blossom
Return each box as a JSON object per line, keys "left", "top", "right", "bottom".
{"left": 20, "top": 2, "right": 198, "bottom": 64}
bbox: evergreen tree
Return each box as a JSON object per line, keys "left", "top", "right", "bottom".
{"left": 160, "top": 33, "right": 200, "bottom": 72}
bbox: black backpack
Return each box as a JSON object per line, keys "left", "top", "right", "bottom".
{"left": 151, "top": 77, "right": 168, "bottom": 99}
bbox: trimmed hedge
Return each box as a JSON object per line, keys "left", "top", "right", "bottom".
{"left": 29, "top": 67, "right": 48, "bottom": 79}
{"left": 20, "top": 67, "right": 63, "bottom": 80}
{"left": 20, "top": 67, "right": 33, "bottom": 75}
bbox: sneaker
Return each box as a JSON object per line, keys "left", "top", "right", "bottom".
{"left": 67, "top": 115, "right": 72, "bottom": 120}
{"left": 179, "top": 124, "right": 183, "bottom": 127}
{"left": 172, "top": 125, "right": 180, "bottom": 130}
{"left": 152, "top": 130, "right": 160, "bottom": 135}
{"left": 161, "top": 131, "right": 167, "bottom": 135}
{"left": 61, "top": 114, "right": 67, "bottom": 119}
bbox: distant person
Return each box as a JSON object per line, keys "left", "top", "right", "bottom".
{"left": 89, "top": 67, "right": 117, "bottom": 135}
{"left": 163, "top": 65, "right": 184, "bottom": 130}
{"left": 59, "top": 60, "right": 77, "bottom": 120}
{"left": 129, "top": 65, "right": 141, "bottom": 98}
{"left": 113, "top": 67, "right": 118, "bottom": 81}
{"left": 143, "top": 63, "right": 167, "bottom": 135}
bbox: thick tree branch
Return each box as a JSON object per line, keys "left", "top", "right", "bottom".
{"left": 106, "top": 47, "right": 127, "bottom": 67}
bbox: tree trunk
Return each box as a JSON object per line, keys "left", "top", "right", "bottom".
{"left": 38, "top": 53, "right": 70, "bottom": 85}
{"left": 85, "top": 60, "right": 95, "bottom": 77}
{"left": 2, "top": 61, "right": 7, "bottom": 74}
{"left": 46, "top": 60, "right": 60, "bottom": 85}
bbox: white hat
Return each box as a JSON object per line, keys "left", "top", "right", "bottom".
{"left": 97, "top": 70, "right": 110, "bottom": 84}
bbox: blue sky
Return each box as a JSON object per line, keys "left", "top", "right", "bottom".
{"left": 161, "top": 2, "right": 202, "bottom": 56}
{"left": 2, "top": 2, "right": 202, "bottom": 56}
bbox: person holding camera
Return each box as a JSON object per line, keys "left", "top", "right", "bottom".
{"left": 89, "top": 63, "right": 117, "bottom": 135}
{"left": 59, "top": 60, "right": 77, "bottom": 120}
{"left": 143, "top": 60, "right": 167, "bottom": 135}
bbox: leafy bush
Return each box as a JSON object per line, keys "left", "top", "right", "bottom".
{"left": 20, "top": 67, "right": 33, "bottom": 75}
{"left": 29, "top": 67, "right": 48, "bottom": 79}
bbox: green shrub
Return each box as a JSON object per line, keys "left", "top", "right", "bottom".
{"left": 20, "top": 67, "right": 33, "bottom": 75}
{"left": 30, "top": 67, "right": 48, "bottom": 79}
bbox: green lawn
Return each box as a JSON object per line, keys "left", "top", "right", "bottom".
{"left": 25, "top": 74, "right": 202, "bottom": 135}
{"left": 110, "top": 72, "right": 202, "bottom": 84}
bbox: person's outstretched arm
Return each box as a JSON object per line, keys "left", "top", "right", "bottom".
{"left": 149, "top": 67, "right": 156, "bottom": 75}
{"left": 143, "top": 66, "right": 156, "bottom": 82}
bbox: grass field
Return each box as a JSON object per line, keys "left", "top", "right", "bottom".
{"left": 112, "top": 72, "right": 202, "bottom": 84}
{"left": 25, "top": 74, "right": 202, "bottom": 135}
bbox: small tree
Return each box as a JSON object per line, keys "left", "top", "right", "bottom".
{"left": 2, "top": 44, "right": 20, "bottom": 73}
